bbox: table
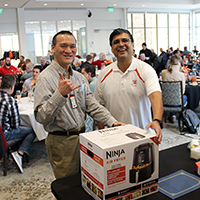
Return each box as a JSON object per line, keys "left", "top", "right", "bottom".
{"left": 51, "top": 143, "right": 200, "bottom": 200}
{"left": 19, "top": 97, "right": 47, "bottom": 141}
{"left": 185, "top": 84, "right": 200, "bottom": 110}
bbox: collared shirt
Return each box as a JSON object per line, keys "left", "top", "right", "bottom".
{"left": 34, "top": 60, "right": 116, "bottom": 133}
{"left": 0, "top": 90, "right": 20, "bottom": 133}
{"left": 0, "top": 65, "right": 18, "bottom": 76}
{"left": 94, "top": 57, "right": 161, "bottom": 131}
{"left": 22, "top": 77, "right": 36, "bottom": 97}
{"left": 89, "top": 77, "right": 97, "bottom": 93}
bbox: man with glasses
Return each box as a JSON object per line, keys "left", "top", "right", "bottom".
{"left": 94, "top": 28, "right": 163, "bottom": 144}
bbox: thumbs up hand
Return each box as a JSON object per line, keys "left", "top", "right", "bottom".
{"left": 58, "top": 71, "right": 82, "bottom": 97}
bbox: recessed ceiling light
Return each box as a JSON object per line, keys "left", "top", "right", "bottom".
{"left": 142, "top": 5, "right": 145, "bottom": 7}
{"left": 113, "top": 4, "right": 116, "bottom": 6}
{"left": 4, "top": 3, "right": 8, "bottom": 7}
{"left": 81, "top": 3, "right": 84, "bottom": 6}
{"left": 44, "top": 3, "right": 47, "bottom": 6}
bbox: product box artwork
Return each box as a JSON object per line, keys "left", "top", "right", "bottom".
{"left": 80, "top": 124, "right": 159, "bottom": 200}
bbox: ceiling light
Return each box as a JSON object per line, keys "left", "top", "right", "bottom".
{"left": 44, "top": 3, "right": 47, "bottom": 6}
{"left": 113, "top": 4, "right": 116, "bottom": 6}
{"left": 81, "top": 3, "right": 84, "bottom": 6}
{"left": 4, "top": 3, "right": 8, "bottom": 7}
{"left": 142, "top": 5, "right": 145, "bottom": 7}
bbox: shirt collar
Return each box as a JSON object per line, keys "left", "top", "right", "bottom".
{"left": 113, "top": 56, "right": 136, "bottom": 72}
{"left": 51, "top": 60, "right": 74, "bottom": 77}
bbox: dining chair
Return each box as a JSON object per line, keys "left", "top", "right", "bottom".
{"left": 0, "top": 126, "right": 28, "bottom": 176}
{"left": 160, "top": 81, "right": 185, "bottom": 134}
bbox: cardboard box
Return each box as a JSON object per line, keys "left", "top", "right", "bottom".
{"left": 80, "top": 124, "right": 159, "bottom": 200}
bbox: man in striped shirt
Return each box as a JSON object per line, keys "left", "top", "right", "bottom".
{"left": 0, "top": 74, "right": 35, "bottom": 173}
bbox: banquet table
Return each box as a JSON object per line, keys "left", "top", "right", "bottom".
{"left": 19, "top": 97, "right": 47, "bottom": 141}
{"left": 51, "top": 143, "right": 200, "bottom": 200}
{"left": 185, "top": 84, "right": 200, "bottom": 110}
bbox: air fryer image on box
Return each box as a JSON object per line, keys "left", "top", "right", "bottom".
{"left": 97, "top": 188, "right": 103, "bottom": 200}
{"left": 129, "top": 143, "right": 154, "bottom": 183}
{"left": 126, "top": 132, "right": 145, "bottom": 140}
{"left": 92, "top": 183, "right": 97, "bottom": 194}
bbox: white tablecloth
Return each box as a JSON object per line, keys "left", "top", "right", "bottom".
{"left": 19, "top": 97, "right": 47, "bottom": 141}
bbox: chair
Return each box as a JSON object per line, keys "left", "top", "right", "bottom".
{"left": 160, "top": 81, "right": 185, "bottom": 134}
{"left": 0, "top": 126, "right": 28, "bottom": 176}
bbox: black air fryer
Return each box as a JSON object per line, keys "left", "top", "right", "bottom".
{"left": 129, "top": 143, "right": 154, "bottom": 183}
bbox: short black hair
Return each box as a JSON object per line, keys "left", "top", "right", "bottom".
{"left": 33, "top": 65, "right": 41, "bottom": 72}
{"left": 82, "top": 64, "right": 96, "bottom": 77}
{"left": 142, "top": 42, "right": 147, "bottom": 47}
{"left": 109, "top": 28, "right": 134, "bottom": 47}
{"left": 52, "top": 30, "right": 76, "bottom": 46}
{"left": 1, "top": 74, "right": 16, "bottom": 89}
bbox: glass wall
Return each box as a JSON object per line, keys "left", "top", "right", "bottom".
{"left": 0, "top": 35, "right": 19, "bottom": 66}
{"left": 25, "top": 20, "right": 87, "bottom": 64}
{"left": 127, "top": 12, "right": 191, "bottom": 55}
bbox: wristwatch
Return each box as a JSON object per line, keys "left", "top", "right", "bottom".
{"left": 153, "top": 119, "right": 163, "bottom": 129}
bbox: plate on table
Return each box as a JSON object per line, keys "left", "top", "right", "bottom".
{"left": 19, "top": 107, "right": 26, "bottom": 111}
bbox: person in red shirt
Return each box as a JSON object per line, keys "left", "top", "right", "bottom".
{"left": 0, "top": 57, "right": 18, "bottom": 76}
{"left": 91, "top": 52, "right": 111, "bottom": 70}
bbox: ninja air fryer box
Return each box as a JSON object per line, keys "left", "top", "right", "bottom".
{"left": 80, "top": 124, "right": 159, "bottom": 200}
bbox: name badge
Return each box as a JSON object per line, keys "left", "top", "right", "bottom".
{"left": 70, "top": 95, "right": 77, "bottom": 108}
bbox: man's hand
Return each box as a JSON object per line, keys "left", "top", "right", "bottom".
{"left": 58, "top": 72, "right": 82, "bottom": 96}
{"left": 112, "top": 122, "right": 126, "bottom": 127}
{"left": 145, "top": 121, "right": 162, "bottom": 144}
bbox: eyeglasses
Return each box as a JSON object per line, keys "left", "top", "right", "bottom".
{"left": 112, "top": 38, "right": 131, "bottom": 45}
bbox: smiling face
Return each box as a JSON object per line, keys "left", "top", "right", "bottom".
{"left": 33, "top": 68, "right": 40, "bottom": 80}
{"left": 51, "top": 33, "right": 77, "bottom": 69}
{"left": 111, "top": 33, "right": 134, "bottom": 62}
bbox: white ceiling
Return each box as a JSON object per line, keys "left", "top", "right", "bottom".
{"left": 1, "top": 0, "right": 200, "bottom": 11}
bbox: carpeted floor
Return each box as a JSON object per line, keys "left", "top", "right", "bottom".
{"left": 0, "top": 120, "right": 200, "bottom": 200}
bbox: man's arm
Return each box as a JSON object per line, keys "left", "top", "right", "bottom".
{"left": 145, "top": 91, "right": 163, "bottom": 144}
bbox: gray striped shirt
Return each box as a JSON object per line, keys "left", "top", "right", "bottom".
{"left": 34, "top": 60, "right": 116, "bottom": 132}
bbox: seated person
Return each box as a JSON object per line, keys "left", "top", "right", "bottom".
{"left": 0, "top": 57, "right": 19, "bottom": 76}
{"left": 20, "top": 62, "right": 34, "bottom": 82}
{"left": 17, "top": 55, "right": 26, "bottom": 71}
{"left": 161, "top": 55, "right": 187, "bottom": 123}
{"left": 0, "top": 74, "right": 36, "bottom": 173}
{"left": 139, "top": 53, "right": 152, "bottom": 66}
{"left": 91, "top": 52, "right": 109, "bottom": 70}
{"left": 22, "top": 65, "right": 41, "bottom": 97}
{"left": 81, "top": 64, "right": 97, "bottom": 93}
{"left": 81, "top": 64, "right": 97, "bottom": 132}
{"left": 80, "top": 54, "right": 93, "bottom": 70}
{"left": 192, "top": 56, "right": 200, "bottom": 76}
{"left": 40, "top": 57, "right": 49, "bottom": 72}
{"left": 0, "top": 58, "right": 5, "bottom": 67}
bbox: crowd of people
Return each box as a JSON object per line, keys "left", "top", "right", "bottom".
{"left": 2, "top": 27, "right": 197, "bottom": 180}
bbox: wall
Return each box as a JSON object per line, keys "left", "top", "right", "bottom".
{"left": 23, "top": 8, "right": 125, "bottom": 56}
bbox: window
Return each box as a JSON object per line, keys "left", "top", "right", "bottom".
{"left": 25, "top": 20, "right": 87, "bottom": 62}
{"left": 127, "top": 12, "right": 191, "bottom": 55}
{"left": 41, "top": 21, "right": 56, "bottom": 56}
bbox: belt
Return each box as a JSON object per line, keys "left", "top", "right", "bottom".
{"left": 49, "top": 126, "right": 85, "bottom": 136}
